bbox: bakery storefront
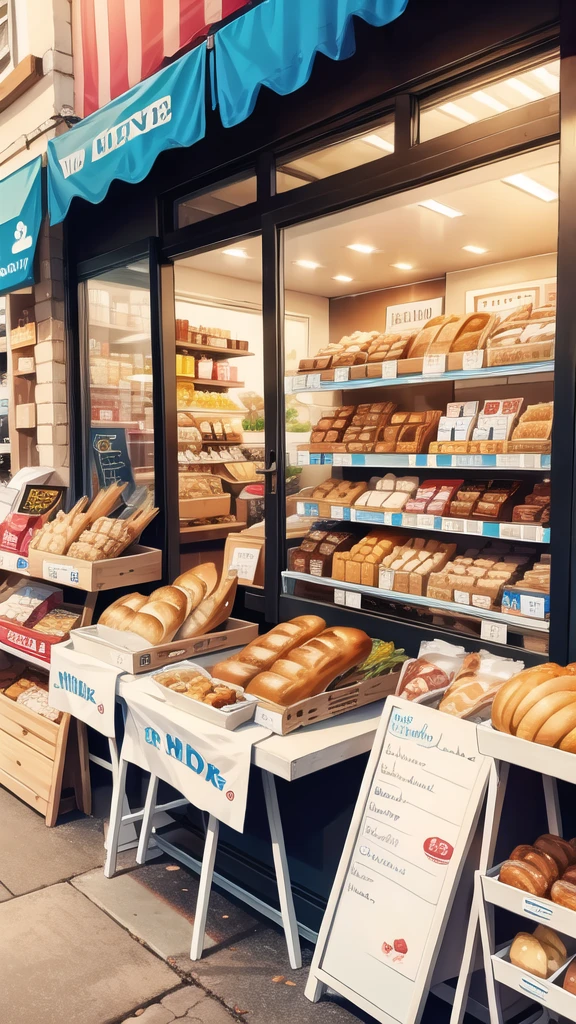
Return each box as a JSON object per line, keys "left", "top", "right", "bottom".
{"left": 25, "top": 0, "right": 576, "bottom": 1016}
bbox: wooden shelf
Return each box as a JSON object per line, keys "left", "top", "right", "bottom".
{"left": 175, "top": 341, "right": 254, "bottom": 359}
{"left": 12, "top": 368, "right": 35, "bottom": 377}
{"left": 180, "top": 521, "right": 247, "bottom": 543}
{"left": 177, "top": 375, "right": 245, "bottom": 389}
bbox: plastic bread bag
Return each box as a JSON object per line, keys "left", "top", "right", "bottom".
{"left": 395, "top": 638, "right": 467, "bottom": 701}
{"left": 438, "top": 650, "right": 525, "bottom": 721}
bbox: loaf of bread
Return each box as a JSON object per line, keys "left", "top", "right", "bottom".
{"left": 211, "top": 615, "right": 326, "bottom": 686}
{"left": 245, "top": 627, "right": 372, "bottom": 706}
{"left": 509, "top": 928, "right": 566, "bottom": 979}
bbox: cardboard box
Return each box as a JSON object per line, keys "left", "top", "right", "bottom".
{"left": 37, "top": 403, "right": 67, "bottom": 425}
{"left": 35, "top": 340, "right": 65, "bottom": 364}
{"left": 223, "top": 533, "right": 264, "bottom": 587}
{"left": 70, "top": 617, "right": 259, "bottom": 673}
{"left": 15, "top": 403, "right": 36, "bottom": 429}
{"left": 35, "top": 382, "right": 66, "bottom": 405}
{"left": 36, "top": 361, "right": 66, "bottom": 384}
{"left": 27, "top": 544, "right": 162, "bottom": 592}
{"left": 37, "top": 423, "right": 67, "bottom": 445}
{"left": 179, "top": 494, "right": 230, "bottom": 520}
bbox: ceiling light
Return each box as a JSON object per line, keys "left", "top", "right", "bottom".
{"left": 439, "top": 102, "right": 478, "bottom": 124}
{"left": 391, "top": 262, "right": 413, "bottom": 271}
{"left": 533, "top": 66, "right": 560, "bottom": 91}
{"left": 418, "top": 199, "right": 463, "bottom": 218}
{"left": 502, "top": 173, "right": 558, "bottom": 202}
{"left": 363, "top": 134, "right": 395, "bottom": 153}
{"left": 471, "top": 90, "right": 508, "bottom": 113}
{"left": 462, "top": 245, "right": 488, "bottom": 254}
{"left": 506, "top": 77, "right": 543, "bottom": 101}
{"left": 347, "top": 243, "right": 376, "bottom": 254}
{"left": 293, "top": 259, "right": 321, "bottom": 270}
{"left": 332, "top": 274, "right": 353, "bottom": 283}
{"left": 222, "top": 248, "right": 249, "bottom": 259}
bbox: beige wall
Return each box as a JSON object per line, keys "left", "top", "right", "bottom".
{"left": 445, "top": 253, "right": 557, "bottom": 314}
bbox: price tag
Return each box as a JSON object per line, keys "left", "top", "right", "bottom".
{"left": 297, "top": 451, "right": 309, "bottom": 466}
{"left": 44, "top": 561, "right": 81, "bottom": 586}
{"left": 379, "top": 569, "right": 395, "bottom": 591}
{"left": 480, "top": 620, "right": 508, "bottom": 645}
{"left": 355, "top": 509, "right": 384, "bottom": 524}
{"left": 254, "top": 706, "right": 284, "bottom": 734}
{"left": 401, "top": 513, "right": 417, "bottom": 528}
{"left": 520, "top": 594, "right": 546, "bottom": 619}
{"left": 462, "top": 350, "right": 484, "bottom": 371}
{"left": 0, "top": 551, "right": 28, "bottom": 572}
{"left": 381, "top": 360, "right": 398, "bottom": 380}
{"left": 465, "top": 520, "right": 483, "bottom": 535}
{"left": 417, "top": 515, "right": 436, "bottom": 530}
{"left": 296, "top": 502, "right": 306, "bottom": 516}
{"left": 442, "top": 518, "right": 465, "bottom": 533}
{"left": 423, "top": 354, "right": 447, "bottom": 376}
{"left": 292, "top": 375, "right": 308, "bottom": 391}
{"left": 330, "top": 505, "right": 345, "bottom": 520}
{"left": 228, "top": 546, "right": 259, "bottom": 583}
{"left": 334, "top": 589, "right": 346, "bottom": 606}
{"left": 499, "top": 524, "right": 522, "bottom": 541}
{"left": 454, "top": 455, "right": 483, "bottom": 468}
{"left": 345, "top": 590, "right": 362, "bottom": 609}
{"left": 306, "top": 373, "right": 322, "bottom": 390}
{"left": 333, "top": 453, "right": 352, "bottom": 467}
{"left": 472, "top": 594, "right": 492, "bottom": 610}
{"left": 454, "top": 590, "right": 470, "bottom": 605}
{"left": 284, "top": 376, "right": 293, "bottom": 393}
{"left": 334, "top": 367, "right": 350, "bottom": 383}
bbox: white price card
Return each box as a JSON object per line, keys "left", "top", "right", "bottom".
{"left": 442, "top": 518, "right": 465, "bottom": 533}
{"left": 417, "top": 515, "right": 436, "bottom": 530}
{"left": 228, "top": 546, "right": 260, "bottom": 583}
{"left": 330, "top": 505, "right": 345, "bottom": 519}
{"left": 297, "top": 451, "right": 309, "bottom": 466}
{"left": 462, "top": 350, "right": 484, "bottom": 371}
{"left": 292, "top": 375, "right": 308, "bottom": 391}
{"left": 334, "top": 367, "right": 350, "bottom": 383}
{"left": 379, "top": 569, "right": 395, "bottom": 591}
{"left": 480, "top": 620, "right": 508, "bottom": 644}
{"left": 254, "top": 706, "right": 284, "bottom": 734}
{"left": 464, "top": 520, "right": 483, "bottom": 535}
{"left": 44, "top": 561, "right": 81, "bottom": 586}
{"left": 423, "top": 354, "right": 447, "bottom": 375}
{"left": 472, "top": 594, "right": 491, "bottom": 610}
{"left": 306, "top": 373, "right": 322, "bottom": 389}
{"left": 296, "top": 502, "right": 306, "bottom": 516}
{"left": 454, "top": 590, "right": 470, "bottom": 605}
{"left": 520, "top": 594, "right": 546, "bottom": 619}
{"left": 401, "top": 513, "right": 417, "bottom": 528}
{"left": 345, "top": 590, "right": 362, "bottom": 609}
{"left": 334, "top": 589, "right": 347, "bottom": 606}
{"left": 333, "top": 453, "right": 352, "bottom": 467}
{"left": 0, "top": 551, "right": 28, "bottom": 572}
{"left": 499, "top": 524, "right": 522, "bottom": 541}
{"left": 284, "top": 376, "right": 293, "bottom": 393}
{"left": 381, "top": 360, "right": 398, "bottom": 379}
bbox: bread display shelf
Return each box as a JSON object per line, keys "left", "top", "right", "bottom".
{"left": 177, "top": 376, "right": 246, "bottom": 389}
{"left": 477, "top": 723, "right": 576, "bottom": 784}
{"left": 491, "top": 946, "right": 576, "bottom": 1021}
{"left": 482, "top": 868, "right": 576, "bottom": 940}
{"left": 297, "top": 451, "right": 552, "bottom": 471}
{"left": 286, "top": 359, "right": 554, "bottom": 393}
{"left": 282, "top": 571, "right": 550, "bottom": 635}
{"left": 0, "top": 636, "right": 50, "bottom": 671}
{"left": 175, "top": 341, "right": 254, "bottom": 359}
{"left": 26, "top": 544, "right": 162, "bottom": 592}
{"left": 294, "top": 501, "right": 550, "bottom": 544}
{"left": 180, "top": 522, "right": 247, "bottom": 543}
{"left": 179, "top": 495, "right": 231, "bottom": 520}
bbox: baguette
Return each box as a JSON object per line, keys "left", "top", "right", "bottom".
{"left": 246, "top": 627, "right": 372, "bottom": 706}
{"left": 211, "top": 615, "right": 326, "bottom": 686}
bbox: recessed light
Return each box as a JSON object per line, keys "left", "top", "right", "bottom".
{"left": 293, "top": 259, "right": 321, "bottom": 270}
{"left": 332, "top": 274, "right": 353, "bottom": 283}
{"left": 418, "top": 199, "right": 463, "bottom": 218}
{"left": 506, "top": 77, "right": 543, "bottom": 101}
{"left": 471, "top": 90, "right": 508, "bottom": 113}
{"left": 439, "top": 102, "right": 478, "bottom": 124}
{"left": 462, "top": 245, "right": 488, "bottom": 254}
{"left": 391, "top": 262, "right": 413, "bottom": 271}
{"left": 502, "top": 173, "right": 557, "bottom": 202}
{"left": 533, "top": 66, "right": 560, "bottom": 91}
{"left": 347, "top": 243, "right": 376, "bottom": 254}
{"left": 222, "top": 248, "right": 249, "bottom": 259}
{"left": 363, "top": 134, "right": 395, "bottom": 153}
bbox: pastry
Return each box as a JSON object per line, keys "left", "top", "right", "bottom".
{"left": 550, "top": 879, "right": 576, "bottom": 911}
{"left": 564, "top": 964, "right": 576, "bottom": 994}
{"left": 498, "top": 859, "right": 548, "bottom": 896}
{"left": 509, "top": 932, "right": 548, "bottom": 978}
{"left": 510, "top": 845, "right": 559, "bottom": 886}
{"left": 534, "top": 835, "right": 575, "bottom": 872}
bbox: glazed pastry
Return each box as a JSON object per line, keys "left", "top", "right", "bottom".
{"left": 499, "top": 859, "right": 548, "bottom": 896}
{"left": 510, "top": 845, "right": 559, "bottom": 886}
{"left": 535, "top": 834, "right": 575, "bottom": 873}
{"left": 564, "top": 964, "right": 576, "bottom": 994}
{"left": 550, "top": 879, "right": 576, "bottom": 911}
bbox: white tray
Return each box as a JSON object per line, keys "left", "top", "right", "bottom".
{"left": 482, "top": 866, "right": 576, "bottom": 938}
{"left": 492, "top": 947, "right": 576, "bottom": 1020}
{"left": 149, "top": 662, "right": 257, "bottom": 730}
{"left": 478, "top": 722, "right": 576, "bottom": 784}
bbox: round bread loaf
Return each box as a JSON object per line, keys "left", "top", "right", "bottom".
{"left": 551, "top": 879, "right": 576, "bottom": 911}
{"left": 491, "top": 664, "right": 562, "bottom": 733}
{"left": 509, "top": 932, "right": 548, "bottom": 978}
{"left": 511, "top": 676, "right": 576, "bottom": 734}
{"left": 535, "top": 835, "right": 574, "bottom": 873}
{"left": 515, "top": 692, "right": 576, "bottom": 742}
{"left": 564, "top": 963, "right": 576, "bottom": 994}
{"left": 499, "top": 859, "right": 548, "bottom": 896}
{"left": 510, "top": 845, "right": 558, "bottom": 885}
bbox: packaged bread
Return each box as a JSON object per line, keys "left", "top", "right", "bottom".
{"left": 396, "top": 639, "right": 466, "bottom": 700}
{"left": 438, "top": 650, "right": 524, "bottom": 719}
{"left": 245, "top": 626, "right": 372, "bottom": 706}
{"left": 211, "top": 615, "right": 326, "bottom": 686}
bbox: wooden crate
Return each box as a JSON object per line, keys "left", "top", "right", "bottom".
{"left": 27, "top": 544, "right": 162, "bottom": 591}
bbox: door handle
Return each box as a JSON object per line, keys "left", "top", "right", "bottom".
{"left": 256, "top": 463, "right": 277, "bottom": 474}
{"left": 256, "top": 457, "right": 277, "bottom": 494}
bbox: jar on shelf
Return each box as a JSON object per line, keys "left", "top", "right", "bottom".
{"left": 197, "top": 357, "right": 213, "bottom": 380}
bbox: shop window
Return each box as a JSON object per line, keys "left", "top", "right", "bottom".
{"left": 84, "top": 262, "right": 155, "bottom": 502}
{"left": 0, "top": 1, "right": 12, "bottom": 76}
{"left": 420, "top": 57, "right": 559, "bottom": 143}
{"left": 277, "top": 118, "right": 395, "bottom": 192}
{"left": 176, "top": 173, "right": 257, "bottom": 228}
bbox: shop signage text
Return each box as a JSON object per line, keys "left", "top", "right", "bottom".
{"left": 144, "top": 725, "right": 226, "bottom": 790}
{"left": 59, "top": 96, "right": 172, "bottom": 179}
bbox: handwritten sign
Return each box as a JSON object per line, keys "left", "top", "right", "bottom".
{"left": 306, "top": 699, "right": 490, "bottom": 1024}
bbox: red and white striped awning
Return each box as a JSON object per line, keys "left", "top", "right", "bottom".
{"left": 72, "top": 0, "right": 253, "bottom": 117}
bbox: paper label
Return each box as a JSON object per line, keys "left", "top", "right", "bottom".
{"left": 423, "top": 354, "right": 447, "bottom": 375}
{"left": 334, "top": 367, "right": 350, "bottom": 383}
{"left": 296, "top": 502, "right": 306, "bottom": 517}
{"left": 334, "top": 589, "right": 347, "bottom": 606}
{"left": 499, "top": 524, "right": 522, "bottom": 541}
{"left": 356, "top": 510, "right": 385, "bottom": 524}
{"left": 520, "top": 594, "right": 546, "bottom": 619}
{"left": 454, "top": 590, "right": 470, "bottom": 605}
{"left": 401, "top": 513, "right": 417, "bottom": 528}
{"left": 454, "top": 455, "right": 484, "bottom": 468}
{"left": 228, "top": 547, "right": 259, "bottom": 583}
{"left": 297, "top": 451, "right": 309, "bottom": 466}
{"left": 44, "top": 561, "right": 81, "bottom": 586}
{"left": 417, "top": 515, "right": 436, "bottom": 530}
{"left": 519, "top": 976, "right": 549, "bottom": 1001}
{"left": 292, "top": 375, "right": 308, "bottom": 391}
{"left": 464, "top": 520, "right": 483, "bottom": 535}
{"left": 284, "top": 376, "right": 293, "bottom": 393}
{"left": 462, "top": 350, "right": 484, "bottom": 371}
{"left": 330, "top": 505, "right": 345, "bottom": 520}
{"left": 306, "top": 373, "right": 322, "bottom": 390}
{"left": 0, "top": 551, "right": 28, "bottom": 572}
{"left": 254, "top": 706, "right": 284, "bottom": 734}
{"left": 379, "top": 569, "right": 395, "bottom": 591}
{"left": 441, "top": 518, "right": 464, "bottom": 533}
{"left": 346, "top": 591, "right": 362, "bottom": 609}
{"left": 480, "top": 621, "right": 508, "bottom": 644}
{"left": 522, "top": 896, "right": 553, "bottom": 922}
{"left": 381, "top": 360, "right": 398, "bottom": 380}
{"left": 333, "top": 453, "right": 352, "bottom": 467}
{"left": 472, "top": 594, "right": 492, "bottom": 609}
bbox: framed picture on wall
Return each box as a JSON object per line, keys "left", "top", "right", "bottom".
{"left": 465, "top": 277, "right": 556, "bottom": 315}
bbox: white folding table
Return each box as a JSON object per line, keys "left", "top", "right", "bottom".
{"left": 106, "top": 673, "right": 385, "bottom": 970}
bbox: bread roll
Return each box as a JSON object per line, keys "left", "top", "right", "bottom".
{"left": 499, "top": 859, "right": 548, "bottom": 896}
{"left": 491, "top": 664, "right": 563, "bottom": 733}
{"left": 562, "top": 865, "right": 576, "bottom": 885}
{"left": 551, "top": 879, "right": 576, "bottom": 911}
{"left": 510, "top": 845, "right": 558, "bottom": 885}
{"left": 564, "top": 964, "right": 576, "bottom": 994}
{"left": 148, "top": 586, "right": 189, "bottom": 617}
{"left": 246, "top": 627, "right": 372, "bottom": 706}
{"left": 535, "top": 702, "right": 576, "bottom": 748}
{"left": 535, "top": 835, "right": 574, "bottom": 873}
{"left": 175, "top": 563, "right": 218, "bottom": 601}
{"left": 559, "top": 726, "right": 576, "bottom": 753}
{"left": 534, "top": 925, "right": 567, "bottom": 962}
{"left": 516, "top": 692, "right": 576, "bottom": 742}
{"left": 512, "top": 676, "right": 576, "bottom": 734}
{"left": 129, "top": 600, "right": 186, "bottom": 645}
{"left": 99, "top": 592, "right": 147, "bottom": 629}
{"left": 509, "top": 932, "right": 548, "bottom": 978}
{"left": 211, "top": 616, "right": 326, "bottom": 685}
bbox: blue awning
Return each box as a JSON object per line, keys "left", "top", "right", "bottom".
{"left": 214, "top": 0, "right": 408, "bottom": 129}
{"left": 47, "top": 43, "right": 206, "bottom": 224}
{"left": 0, "top": 157, "right": 43, "bottom": 296}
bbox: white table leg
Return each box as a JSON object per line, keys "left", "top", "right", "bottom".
{"left": 104, "top": 755, "right": 128, "bottom": 879}
{"left": 304, "top": 975, "right": 326, "bottom": 1003}
{"left": 136, "top": 773, "right": 159, "bottom": 865}
{"left": 477, "top": 873, "right": 504, "bottom": 1024}
{"left": 543, "top": 775, "right": 562, "bottom": 836}
{"left": 262, "top": 769, "right": 302, "bottom": 970}
{"left": 190, "top": 814, "right": 219, "bottom": 961}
